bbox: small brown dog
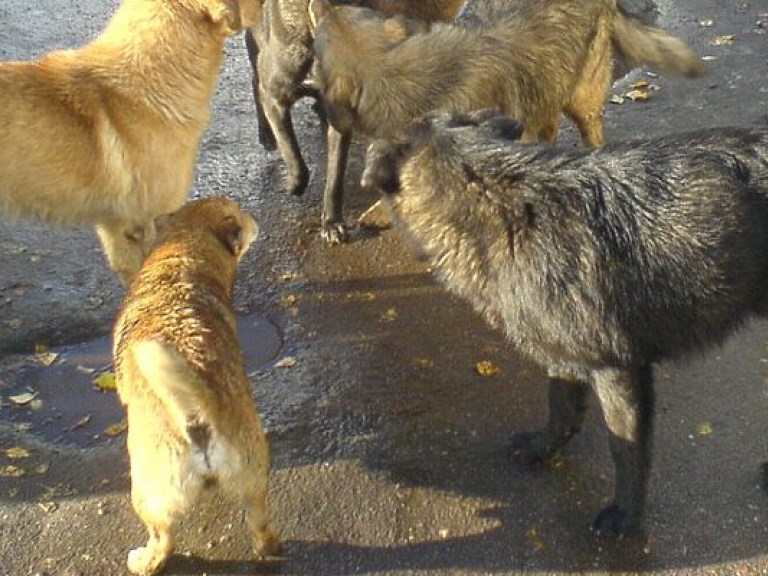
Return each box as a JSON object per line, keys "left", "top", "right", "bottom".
{"left": 113, "top": 197, "right": 279, "bottom": 575}
{"left": 0, "top": 0, "right": 261, "bottom": 283}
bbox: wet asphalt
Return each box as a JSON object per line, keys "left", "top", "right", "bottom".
{"left": 1, "top": 0, "right": 768, "bottom": 574}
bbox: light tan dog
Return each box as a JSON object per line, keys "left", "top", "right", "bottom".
{"left": 0, "top": 0, "right": 262, "bottom": 283}
{"left": 113, "top": 197, "right": 279, "bottom": 575}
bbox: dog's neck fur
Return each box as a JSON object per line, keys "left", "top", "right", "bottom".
{"left": 61, "top": 0, "right": 231, "bottom": 125}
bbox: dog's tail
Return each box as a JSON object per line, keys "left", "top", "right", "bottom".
{"left": 612, "top": 9, "right": 707, "bottom": 77}
{"left": 130, "top": 339, "right": 217, "bottom": 447}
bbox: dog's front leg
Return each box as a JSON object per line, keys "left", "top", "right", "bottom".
{"left": 590, "top": 364, "right": 654, "bottom": 537}
{"left": 258, "top": 61, "right": 310, "bottom": 197}
{"left": 244, "top": 28, "right": 277, "bottom": 151}
{"left": 509, "top": 371, "right": 590, "bottom": 465}
{"left": 320, "top": 124, "right": 352, "bottom": 244}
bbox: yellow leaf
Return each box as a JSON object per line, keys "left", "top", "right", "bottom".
{"left": 476, "top": 360, "right": 501, "bottom": 377}
{"left": 34, "top": 343, "right": 49, "bottom": 354}
{"left": 9, "top": 392, "right": 37, "bottom": 405}
{"left": 697, "top": 422, "right": 714, "bottom": 436}
{"left": 104, "top": 421, "right": 128, "bottom": 437}
{"left": 0, "top": 465, "right": 25, "bottom": 477}
{"left": 630, "top": 80, "right": 649, "bottom": 89}
{"left": 711, "top": 34, "right": 735, "bottom": 46}
{"left": 93, "top": 372, "right": 116, "bottom": 391}
{"left": 625, "top": 89, "right": 650, "bottom": 102}
{"left": 380, "top": 308, "right": 398, "bottom": 322}
{"left": 5, "top": 447, "right": 30, "bottom": 459}
{"left": 36, "top": 352, "right": 59, "bottom": 367}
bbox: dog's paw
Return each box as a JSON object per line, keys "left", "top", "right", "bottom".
{"left": 591, "top": 503, "right": 643, "bottom": 538}
{"left": 127, "top": 546, "right": 168, "bottom": 576}
{"left": 254, "top": 529, "right": 282, "bottom": 559}
{"left": 507, "top": 431, "right": 556, "bottom": 467}
{"left": 320, "top": 222, "right": 350, "bottom": 244}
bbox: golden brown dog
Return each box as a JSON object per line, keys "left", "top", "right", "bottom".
{"left": 113, "top": 197, "right": 279, "bottom": 575}
{"left": 309, "top": 0, "right": 707, "bottom": 229}
{"left": 0, "top": 0, "right": 262, "bottom": 284}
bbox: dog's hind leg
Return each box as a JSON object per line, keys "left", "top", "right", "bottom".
{"left": 508, "top": 373, "right": 589, "bottom": 465}
{"left": 565, "top": 25, "right": 613, "bottom": 148}
{"left": 126, "top": 444, "right": 201, "bottom": 575}
{"left": 590, "top": 364, "right": 654, "bottom": 537}
{"left": 243, "top": 485, "right": 281, "bottom": 559}
{"left": 245, "top": 28, "right": 277, "bottom": 151}
{"left": 320, "top": 125, "right": 353, "bottom": 244}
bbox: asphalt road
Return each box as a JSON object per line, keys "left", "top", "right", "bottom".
{"left": 1, "top": 0, "right": 768, "bottom": 575}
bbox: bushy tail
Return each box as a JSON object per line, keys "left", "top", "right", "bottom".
{"left": 612, "top": 10, "right": 707, "bottom": 77}
{"left": 130, "top": 339, "right": 216, "bottom": 442}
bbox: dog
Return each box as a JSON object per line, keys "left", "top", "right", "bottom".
{"left": 361, "top": 110, "right": 768, "bottom": 537}
{"left": 0, "top": 0, "right": 261, "bottom": 284}
{"left": 113, "top": 197, "right": 280, "bottom": 575}
{"left": 310, "top": 0, "right": 706, "bottom": 235}
{"left": 244, "top": 0, "right": 463, "bottom": 243}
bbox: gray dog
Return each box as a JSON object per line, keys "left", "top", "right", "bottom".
{"left": 362, "top": 109, "right": 768, "bottom": 536}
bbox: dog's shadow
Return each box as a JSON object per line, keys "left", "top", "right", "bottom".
{"left": 163, "top": 511, "right": 655, "bottom": 575}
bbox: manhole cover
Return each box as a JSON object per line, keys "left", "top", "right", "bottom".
{"left": 0, "top": 312, "right": 282, "bottom": 448}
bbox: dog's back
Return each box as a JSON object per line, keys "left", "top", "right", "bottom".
{"left": 366, "top": 114, "right": 768, "bottom": 367}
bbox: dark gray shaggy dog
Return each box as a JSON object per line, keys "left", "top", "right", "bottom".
{"left": 362, "top": 109, "right": 768, "bottom": 537}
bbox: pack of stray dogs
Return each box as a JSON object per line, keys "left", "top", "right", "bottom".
{"left": 1, "top": 0, "right": 766, "bottom": 572}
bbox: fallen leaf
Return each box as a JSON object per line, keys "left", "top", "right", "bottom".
{"left": 38, "top": 501, "right": 58, "bottom": 513}
{"left": 609, "top": 95, "right": 626, "bottom": 105}
{"left": 413, "top": 357, "right": 434, "bottom": 369}
{"left": 630, "top": 80, "right": 649, "bottom": 89}
{"left": 697, "top": 422, "right": 714, "bottom": 436}
{"left": 380, "top": 308, "right": 398, "bottom": 322}
{"left": 69, "top": 415, "right": 92, "bottom": 431}
{"left": 274, "top": 356, "right": 297, "bottom": 368}
{"left": 36, "top": 352, "right": 59, "bottom": 367}
{"left": 476, "top": 360, "right": 501, "bottom": 377}
{"left": 0, "top": 465, "right": 25, "bottom": 477}
{"left": 93, "top": 372, "right": 116, "bottom": 391}
{"left": 9, "top": 392, "right": 37, "bottom": 406}
{"left": 4, "top": 447, "right": 30, "bottom": 459}
{"left": 104, "top": 421, "right": 128, "bottom": 437}
{"left": 625, "top": 89, "right": 650, "bottom": 102}
{"left": 711, "top": 34, "right": 735, "bottom": 46}
{"left": 32, "top": 463, "right": 50, "bottom": 475}
{"left": 526, "top": 528, "right": 548, "bottom": 552}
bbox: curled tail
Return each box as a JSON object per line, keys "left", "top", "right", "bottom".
{"left": 612, "top": 9, "right": 707, "bottom": 77}
{"left": 130, "top": 339, "right": 216, "bottom": 445}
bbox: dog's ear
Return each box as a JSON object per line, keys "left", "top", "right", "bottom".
{"left": 153, "top": 212, "right": 175, "bottom": 237}
{"left": 212, "top": 214, "right": 259, "bottom": 257}
{"left": 309, "top": 0, "right": 334, "bottom": 30}
{"left": 213, "top": 215, "right": 244, "bottom": 256}
{"left": 201, "top": 0, "right": 242, "bottom": 33}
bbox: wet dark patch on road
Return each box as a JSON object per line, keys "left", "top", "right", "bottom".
{"left": 0, "top": 311, "right": 283, "bottom": 448}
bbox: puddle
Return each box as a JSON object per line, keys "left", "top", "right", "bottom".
{"left": 0, "top": 312, "right": 282, "bottom": 448}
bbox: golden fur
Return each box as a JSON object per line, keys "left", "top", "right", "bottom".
{"left": 0, "top": 0, "right": 261, "bottom": 283}
{"left": 113, "top": 197, "right": 279, "bottom": 575}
